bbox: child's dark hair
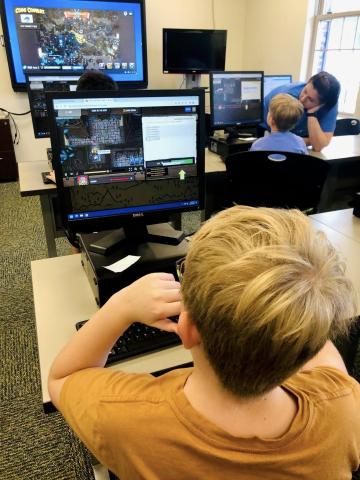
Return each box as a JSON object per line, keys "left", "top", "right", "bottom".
{"left": 309, "top": 71, "right": 340, "bottom": 110}
{"left": 76, "top": 70, "right": 118, "bottom": 91}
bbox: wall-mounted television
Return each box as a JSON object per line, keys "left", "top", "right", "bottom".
{"left": 163, "top": 28, "right": 227, "bottom": 74}
{"left": 0, "top": 0, "right": 148, "bottom": 91}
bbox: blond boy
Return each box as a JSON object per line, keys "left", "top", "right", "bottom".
{"left": 252, "top": 93, "right": 308, "bottom": 154}
{"left": 49, "top": 206, "right": 360, "bottom": 479}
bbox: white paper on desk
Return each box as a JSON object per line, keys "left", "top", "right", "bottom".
{"left": 104, "top": 255, "right": 141, "bottom": 273}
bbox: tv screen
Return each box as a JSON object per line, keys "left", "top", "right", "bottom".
{"left": 0, "top": 0, "right": 147, "bottom": 91}
{"left": 47, "top": 89, "right": 205, "bottom": 234}
{"left": 210, "top": 71, "right": 264, "bottom": 129}
{"left": 264, "top": 74, "right": 292, "bottom": 97}
{"left": 163, "top": 29, "right": 227, "bottom": 74}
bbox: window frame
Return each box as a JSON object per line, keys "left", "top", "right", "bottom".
{"left": 307, "top": 0, "right": 360, "bottom": 116}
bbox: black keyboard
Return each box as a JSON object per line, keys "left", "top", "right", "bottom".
{"left": 75, "top": 320, "right": 181, "bottom": 365}
{"left": 41, "top": 171, "right": 55, "bottom": 184}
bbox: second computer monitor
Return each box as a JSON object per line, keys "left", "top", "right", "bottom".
{"left": 27, "top": 73, "right": 80, "bottom": 138}
{"left": 264, "top": 74, "right": 292, "bottom": 98}
{"left": 210, "top": 71, "right": 264, "bottom": 133}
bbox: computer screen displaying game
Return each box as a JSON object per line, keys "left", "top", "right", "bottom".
{"left": 210, "top": 71, "right": 264, "bottom": 131}
{"left": 264, "top": 74, "right": 292, "bottom": 97}
{"left": 0, "top": 0, "right": 147, "bottom": 91}
{"left": 27, "top": 73, "right": 80, "bottom": 138}
{"left": 47, "top": 89, "right": 205, "bottom": 235}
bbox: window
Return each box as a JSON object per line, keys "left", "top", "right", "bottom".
{"left": 309, "top": 0, "right": 360, "bottom": 114}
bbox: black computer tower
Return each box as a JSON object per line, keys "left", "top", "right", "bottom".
{"left": 79, "top": 231, "right": 189, "bottom": 306}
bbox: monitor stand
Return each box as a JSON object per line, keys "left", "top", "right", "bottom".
{"left": 88, "top": 222, "right": 185, "bottom": 256}
{"left": 185, "top": 73, "right": 201, "bottom": 89}
{"left": 224, "top": 126, "right": 255, "bottom": 143}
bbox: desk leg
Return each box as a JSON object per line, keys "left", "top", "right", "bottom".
{"left": 40, "top": 194, "right": 57, "bottom": 257}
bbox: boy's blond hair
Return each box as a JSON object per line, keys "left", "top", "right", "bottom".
{"left": 269, "top": 93, "right": 304, "bottom": 131}
{"left": 181, "top": 206, "right": 357, "bottom": 398}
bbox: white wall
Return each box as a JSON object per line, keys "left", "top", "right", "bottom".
{"left": 1, "top": 0, "right": 311, "bottom": 163}
{"left": 242, "top": 0, "right": 308, "bottom": 80}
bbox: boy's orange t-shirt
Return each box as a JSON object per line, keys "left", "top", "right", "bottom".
{"left": 60, "top": 366, "right": 360, "bottom": 480}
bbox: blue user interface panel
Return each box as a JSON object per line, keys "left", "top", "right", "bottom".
{"left": 2, "top": 0, "right": 146, "bottom": 87}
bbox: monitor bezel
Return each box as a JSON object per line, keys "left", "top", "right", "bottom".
{"left": 264, "top": 74, "right": 293, "bottom": 97}
{"left": 209, "top": 70, "right": 264, "bottom": 130}
{"left": 47, "top": 88, "right": 206, "bottom": 233}
{"left": 162, "top": 28, "right": 227, "bottom": 75}
{"left": 0, "top": 0, "right": 148, "bottom": 92}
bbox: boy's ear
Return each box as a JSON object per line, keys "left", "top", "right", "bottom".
{"left": 177, "top": 310, "right": 201, "bottom": 349}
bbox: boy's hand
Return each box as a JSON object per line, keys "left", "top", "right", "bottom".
{"left": 111, "top": 273, "right": 181, "bottom": 333}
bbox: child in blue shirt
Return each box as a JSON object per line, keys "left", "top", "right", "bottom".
{"left": 251, "top": 93, "right": 308, "bottom": 154}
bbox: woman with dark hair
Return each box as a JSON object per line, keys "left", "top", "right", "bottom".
{"left": 263, "top": 71, "right": 340, "bottom": 151}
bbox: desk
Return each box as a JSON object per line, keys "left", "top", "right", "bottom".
{"left": 310, "top": 136, "right": 360, "bottom": 212}
{"left": 311, "top": 135, "right": 360, "bottom": 162}
{"left": 18, "top": 161, "right": 60, "bottom": 258}
{"left": 311, "top": 208, "right": 360, "bottom": 244}
{"left": 309, "top": 210, "right": 360, "bottom": 293}
{"left": 19, "top": 137, "right": 360, "bottom": 257}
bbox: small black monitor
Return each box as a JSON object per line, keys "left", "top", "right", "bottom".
{"left": 47, "top": 89, "right": 205, "bottom": 242}
{"left": 27, "top": 73, "right": 80, "bottom": 138}
{"left": 0, "top": 0, "right": 148, "bottom": 92}
{"left": 210, "top": 71, "right": 264, "bottom": 136}
{"left": 163, "top": 29, "right": 227, "bottom": 74}
{"left": 264, "top": 74, "right": 292, "bottom": 97}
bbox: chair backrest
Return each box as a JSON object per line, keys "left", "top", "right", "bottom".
{"left": 225, "top": 150, "right": 330, "bottom": 213}
{"left": 334, "top": 118, "right": 360, "bottom": 136}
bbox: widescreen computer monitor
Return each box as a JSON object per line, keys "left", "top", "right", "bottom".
{"left": 264, "top": 74, "right": 292, "bottom": 97}
{"left": 27, "top": 73, "right": 80, "bottom": 138}
{"left": 210, "top": 71, "right": 264, "bottom": 137}
{"left": 163, "top": 29, "right": 227, "bottom": 89}
{"left": 47, "top": 89, "right": 205, "bottom": 244}
{"left": 0, "top": 0, "right": 147, "bottom": 91}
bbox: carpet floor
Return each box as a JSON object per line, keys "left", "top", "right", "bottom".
{"left": 0, "top": 181, "right": 94, "bottom": 480}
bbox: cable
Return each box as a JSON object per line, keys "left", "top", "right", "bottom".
{"left": 179, "top": 75, "right": 186, "bottom": 89}
{"left": 8, "top": 113, "right": 20, "bottom": 145}
{"left": 0, "top": 107, "right": 29, "bottom": 144}
{"left": 0, "top": 107, "right": 31, "bottom": 116}
{"left": 212, "top": 0, "right": 216, "bottom": 29}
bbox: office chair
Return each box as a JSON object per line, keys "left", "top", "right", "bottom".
{"left": 334, "top": 118, "right": 360, "bottom": 136}
{"left": 225, "top": 150, "right": 330, "bottom": 214}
